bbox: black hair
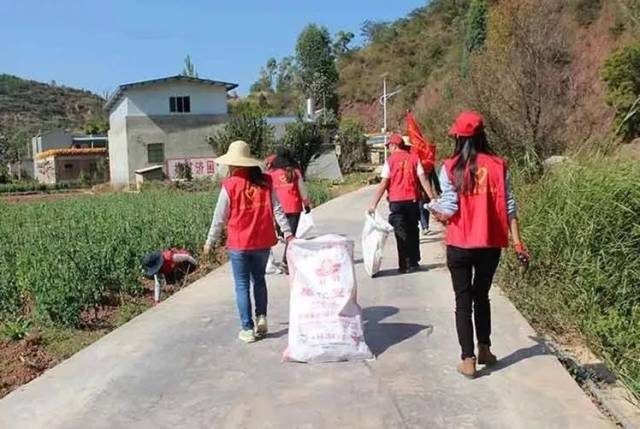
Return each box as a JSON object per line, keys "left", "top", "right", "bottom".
{"left": 247, "top": 166, "right": 268, "bottom": 188}
{"left": 271, "top": 148, "right": 299, "bottom": 183}
{"left": 452, "top": 131, "right": 495, "bottom": 194}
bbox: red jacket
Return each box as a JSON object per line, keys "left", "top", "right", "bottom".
{"left": 222, "top": 170, "right": 278, "bottom": 251}
{"left": 387, "top": 151, "right": 420, "bottom": 202}
{"left": 443, "top": 153, "right": 509, "bottom": 248}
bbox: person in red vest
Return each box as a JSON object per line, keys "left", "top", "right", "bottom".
{"left": 203, "top": 140, "right": 293, "bottom": 343}
{"left": 429, "top": 111, "right": 530, "bottom": 378}
{"left": 368, "top": 133, "right": 437, "bottom": 274}
{"left": 268, "top": 148, "right": 311, "bottom": 237}
{"left": 142, "top": 248, "right": 197, "bottom": 302}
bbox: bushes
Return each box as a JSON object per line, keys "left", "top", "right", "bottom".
{"left": 572, "top": 0, "right": 603, "bottom": 26}
{"left": 500, "top": 160, "right": 640, "bottom": 395}
{"left": 337, "top": 119, "right": 368, "bottom": 173}
{"left": 0, "top": 190, "right": 216, "bottom": 327}
{"left": 602, "top": 42, "right": 640, "bottom": 141}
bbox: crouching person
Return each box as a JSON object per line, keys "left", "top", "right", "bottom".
{"left": 203, "top": 140, "right": 292, "bottom": 343}
{"left": 142, "top": 249, "right": 198, "bottom": 302}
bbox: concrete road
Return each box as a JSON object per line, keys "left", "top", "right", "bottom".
{"left": 0, "top": 187, "right": 612, "bottom": 429}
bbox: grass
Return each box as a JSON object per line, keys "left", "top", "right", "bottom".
{"left": 499, "top": 158, "right": 640, "bottom": 397}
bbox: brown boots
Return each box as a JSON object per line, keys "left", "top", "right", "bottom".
{"left": 457, "top": 357, "right": 477, "bottom": 378}
{"left": 477, "top": 343, "right": 497, "bottom": 366}
{"left": 457, "top": 345, "right": 497, "bottom": 379}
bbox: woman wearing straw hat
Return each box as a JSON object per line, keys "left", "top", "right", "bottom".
{"left": 429, "top": 111, "right": 530, "bottom": 378}
{"left": 203, "top": 140, "right": 293, "bottom": 343}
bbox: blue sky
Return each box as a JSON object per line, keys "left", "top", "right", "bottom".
{"left": 0, "top": 0, "right": 425, "bottom": 96}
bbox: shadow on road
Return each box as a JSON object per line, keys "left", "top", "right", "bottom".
{"left": 477, "top": 336, "right": 550, "bottom": 377}
{"left": 374, "top": 263, "right": 446, "bottom": 278}
{"left": 363, "top": 306, "right": 432, "bottom": 356}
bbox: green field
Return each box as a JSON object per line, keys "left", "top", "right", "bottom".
{"left": 0, "top": 190, "right": 218, "bottom": 328}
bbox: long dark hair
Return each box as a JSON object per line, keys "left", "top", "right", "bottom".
{"left": 271, "top": 148, "right": 299, "bottom": 183}
{"left": 247, "top": 166, "right": 268, "bottom": 188}
{"left": 452, "top": 131, "right": 495, "bottom": 194}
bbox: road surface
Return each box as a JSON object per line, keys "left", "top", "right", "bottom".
{"left": 0, "top": 187, "right": 611, "bottom": 429}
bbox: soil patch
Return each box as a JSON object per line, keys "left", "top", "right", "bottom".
{"left": 0, "top": 334, "right": 56, "bottom": 398}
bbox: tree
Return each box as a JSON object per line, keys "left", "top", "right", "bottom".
{"left": 469, "top": 0, "right": 571, "bottom": 168}
{"left": 332, "top": 31, "right": 355, "bottom": 58}
{"left": 208, "top": 109, "right": 274, "bottom": 159}
{"left": 296, "top": 24, "right": 339, "bottom": 115}
{"left": 250, "top": 57, "right": 278, "bottom": 94}
{"left": 360, "top": 20, "right": 391, "bottom": 45}
{"left": 182, "top": 55, "right": 198, "bottom": 78}
{"left": 280, "top": 117, "right": 325, "bottom": 175}
{"left": 337, "top": 119, "right": 368, "bottom": 173}
{"left": 465, "top": 0, "right": 488, "bottom": 53}
{"left": 602, "top": 42, "right": 640, "bottom": 140}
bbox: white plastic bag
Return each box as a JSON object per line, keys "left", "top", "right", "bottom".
{"left": 296, "top": 211, "right": 315, "bottom": 239}
{"left": 283, "top": 235, "right": 373, "bottom": 363}
{"left": 361, "top": 212, "right": 394, "bottom": 277}
{"left": 265, "top": 250, "right": 281, "bottom": 275}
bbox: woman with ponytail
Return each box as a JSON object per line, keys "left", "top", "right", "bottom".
{"left": 430, "top": 112, "right": 530, "bottom": 379}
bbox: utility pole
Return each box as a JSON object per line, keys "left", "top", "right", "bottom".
{"left": 379, "top": 73, "right": 402, "bottom": 161}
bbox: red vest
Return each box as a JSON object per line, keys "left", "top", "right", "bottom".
{"left": 443, "top": 153, "right": 509, "bottom": 249}
{"left": 160, "top": 248, "right": 189, "bottom": 275}
{"left": 223, "top": 170, "right": 278, "bottom": 251}
{"left": 269, "top": 168, "right": 303, "bottom": 214}
{"left": 387, "top": 151, "right": 420, "bottom": 202}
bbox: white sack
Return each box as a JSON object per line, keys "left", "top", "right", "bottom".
{"left": 296, "top": 211, "right": 315, "bottom": 239}
{"left": 283, "top": 234, "right": 373, "bottom": 363}
{"left": 361, "top": 212, "right": 394, "bottom": 277}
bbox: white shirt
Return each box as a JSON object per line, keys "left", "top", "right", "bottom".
{"left": 380, "top": 160, "right": 425, "bottom": 179}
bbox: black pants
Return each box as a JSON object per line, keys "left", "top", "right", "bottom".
{"left": 279, "top": 213, "right": 300, "bottom": 265}
{"left": 388, "top": 201, "right": 420, "bottom": 270}
{"left": 446, "top": 246, "right": 502, "bottom": 359}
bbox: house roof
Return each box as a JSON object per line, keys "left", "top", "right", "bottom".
{"left": 104, "top": 75, "right": 239, "bottom": 112}
{"left": 36, "top": 148, "right": 108, "bottom": 160}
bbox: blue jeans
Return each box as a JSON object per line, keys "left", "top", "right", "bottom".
{"left": 229, "top": 249, "right": 270, "bottom": 330}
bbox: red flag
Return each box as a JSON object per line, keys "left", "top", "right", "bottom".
{"left": 406, "top": 112, "right": 436, "bottom": 173}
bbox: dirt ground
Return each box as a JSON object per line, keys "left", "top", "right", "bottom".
{"left": 0, "top": 335, "right": 55, "bottom": 398}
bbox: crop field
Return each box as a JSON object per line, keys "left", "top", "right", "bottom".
{"left": 0, "top": 189, "right": 218, "bottom": 328}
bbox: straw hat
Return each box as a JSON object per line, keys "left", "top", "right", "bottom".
{"left": 215, "top": 140, "right": 262, "bottom": 167}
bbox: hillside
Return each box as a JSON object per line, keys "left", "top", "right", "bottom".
{"left": 338, "top": 0, "right": 637, "bottom": 153}
{"left": 0, "top": 74, "right": 106, "bottom": 147}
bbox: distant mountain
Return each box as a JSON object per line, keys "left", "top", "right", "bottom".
{"left": 0, "top": 74, "right": 106, "bottom": 147}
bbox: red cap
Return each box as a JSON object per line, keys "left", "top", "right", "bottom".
{"left": 448, "top": 111, "right": 484, "bottom": 137}
{"left": 386, "top": 133, "right": 404, "bottom": 147}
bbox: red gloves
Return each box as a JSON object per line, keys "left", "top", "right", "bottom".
{"left": 513, "top": 242, "right": 530, "bottom": 266}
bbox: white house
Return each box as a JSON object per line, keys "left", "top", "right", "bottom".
{"left": 105, "top": 75, "right": 238, "bottom": 185}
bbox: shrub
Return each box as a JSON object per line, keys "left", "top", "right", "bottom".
{"left": 337, "top": 119, "right": 368, "bottom": 174}
{"left": 500, "top": 160, "right": 640, "bottom": 396}
{"left": 306, "top": 180, "right": 331, "bottom": 206}
{"left": 573, "top": 0, "right": 603, "bottom": 27}
{"left": 208, "top": 109, "right": 275, "bottom": 158}
{"left": 280, "top": 117, "right": 325, "bottom": 175}
{"left": 602, "top": 42, "right": 640, "bottom": 141}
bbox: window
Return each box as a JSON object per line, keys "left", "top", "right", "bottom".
{"left": 147, "top": 143, "right": 165, "bottom": 164}
{"left": 169, "top": 96, "right": 191, "bottom": 113}
{"left": 64, "top": 163, "right": 73, "bottom": 170}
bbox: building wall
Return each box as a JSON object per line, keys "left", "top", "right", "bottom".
{"left": 125, "top": 83, "right": 228, "bottom": 117}
{"left": 121, "top": 114, "right": 227, "bottom": 183}
{"left": 108, "top": 98, "right": 130, "bottom": 185}
{"left": 31, "top": 130, "right": 73, "bottom": 156}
